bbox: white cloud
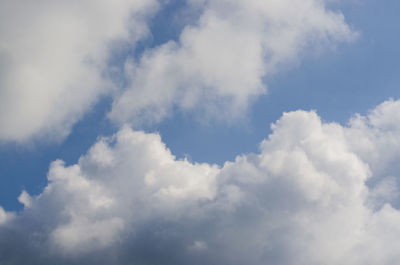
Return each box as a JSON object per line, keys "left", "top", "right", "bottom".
{"left": 0, "top": 0, "right": 357, "bottom": 142}
{"left": 110, "top": 0, "right": 357, "bottom": 125}
{"left": 1, "top": 98, "right": 400, "bottom": 264}
{"left": 0, "top": 0, "right": 158, "bottom": 142}
{"left": 2, "top": 127, "right": 218, "bottom": 254}
{"left": 0, "top": 206, "right": 14, "bottom": 226}
{"left": 346, "top": 99, "right": 400, "bottom": 178}
{"left": 18, "top": 190, "right": 32, "bottom": 208}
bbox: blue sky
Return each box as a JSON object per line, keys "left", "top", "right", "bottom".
{"left": 1, "top": 0, "right": 400, "bottom": 264}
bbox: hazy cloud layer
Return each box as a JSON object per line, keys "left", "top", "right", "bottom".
{"left": 0, "top": 0, "right": 157, "bottom": 142}
{"left": 1, "top": 99, "right": 400, "bottom": 264}
{"left": 110, "top": 0, "right": 357, "bottom": 125}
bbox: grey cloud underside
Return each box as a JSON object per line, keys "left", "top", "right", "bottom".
{"left": 2, "top": 99, "right": 400, "bottom": 265}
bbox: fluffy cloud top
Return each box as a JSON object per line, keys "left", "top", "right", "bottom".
{"left": 0, "top": 0, "right": 157, "bottom": 142}
{"left": 110, "top": 0, "right": 357, "bottom": 125}
{"left": 1, "top": 98, "right": 400, "bottom": 264}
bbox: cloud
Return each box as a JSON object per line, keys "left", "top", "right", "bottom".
{"left": 0, "top": 206, "right": 14, "bottom": 226}
{"left": 1, "top": 98, "right": 400, "bottom": 264}
{"left": 0, "top": 0, "right": 357, "bottom": 143}
{"left": 0, "top": 0, "right": 158, "bottom": 142}
{"left": 109, "top": 0, "right": 357, "bottom": 125}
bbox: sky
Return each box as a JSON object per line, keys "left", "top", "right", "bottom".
{"left": 0, "top": 0, "right": 400, "bottom": 264}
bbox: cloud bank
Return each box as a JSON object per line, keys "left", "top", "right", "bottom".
{"left": 1, "top": 98, "right": 400, "bottom": 264}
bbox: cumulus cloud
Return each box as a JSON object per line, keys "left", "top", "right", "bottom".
{"left": 0, "top": 0, "right": 158, "bottom": 142}
{"left": 1, "top": 98, "right": 400, "bottom": 264}
{"left": 109, "top": 0, "right": 357, "bottom": 125}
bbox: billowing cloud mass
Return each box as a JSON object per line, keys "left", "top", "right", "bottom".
{"left": 0, "top": 0, "right": 158, "bottom": 142}
{"left": 110, "top": 0, "right": 357, "bottom": 124}
{"left": 1, "top": 98, "right": 400, "bottom": 264}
